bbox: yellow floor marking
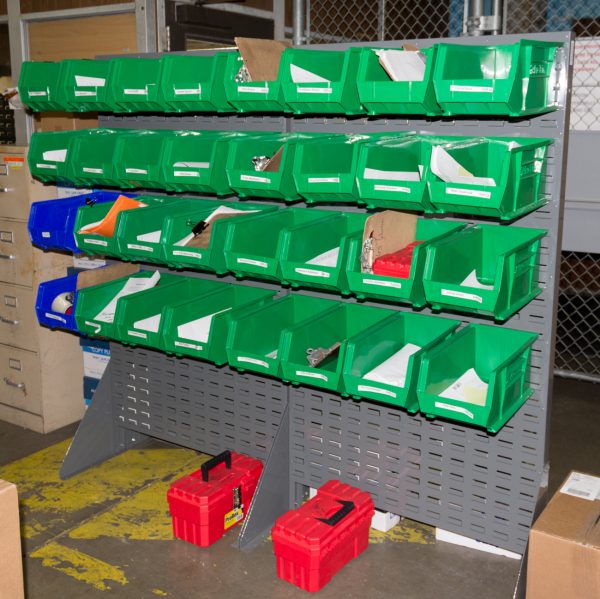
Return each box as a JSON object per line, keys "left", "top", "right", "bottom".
{"left": 30, "top": 541, "right": 128, "bottom": 592}
{"left": 369, "top": 518, "right": 434, "bottom": 545}
{"left": 152, "top": 590, "right": 168, "bottom": 596}
{"left": 70, "top": 455, "right": 210, "bottom": 541}
{"left": 0, "top": 440, "right": 200, "bottom": 540}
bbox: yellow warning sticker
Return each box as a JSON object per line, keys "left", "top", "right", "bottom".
{"left": 224, "top": 506, "right": 244, "bottom": 530}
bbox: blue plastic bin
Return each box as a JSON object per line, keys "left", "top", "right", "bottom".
{"left": 28, "top": 191, "right": 128, "bottom": 253}
{"left": 35, "top": 274, "right": 79, "bottom": 332}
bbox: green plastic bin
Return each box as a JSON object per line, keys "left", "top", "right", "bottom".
{"left": 416, "top": 324, "right": 538, "bottom": 433}
{"left": 345, "top": 218, "right": 466, "bottom": 307}
{"left": 163, "top": 202, "right": 277, "bottom": 274}
{"left": 279, "top": 212, "right": 368, "bottom": 293}
{"left": 73, "top": 195, "right": 165, "bottom": 257}
{"left": 222, "top": 51, "right": 288, "bottom": 113}
{"left": 68, "top": 128, "right": 123, "bottom": 187}
{"left": 356, "top": 46, "right": 441, "bottom": 116}
{"left": 279, "top": 303, "right": 396, "bottom": 393}
{"left": 343, "top": 312, "right": 460, "bottom": 412}
{"left": 280, "top": 47, "right": 365, "bottom": 115}
{"left": 226, "top": 295, "right": 338, "bottom": 378}
{"left": 422, "top": 224, "right": 546, "bottom": 320}
{"left": 59, "top": 59, "right": 116, "bottom": 112}
{"left": 226, "top": 132, "right": 318, "bottom": 201}
{"left": 223, "top": 208, "right": 338, "bottom": 281}
{"left": 113, "top": 130, "right": 175, "bottom": 189}
{"left": 75, "top": 270, "right": 164, "bottom": 339}
{"left": 162, "top": 285, "right": 276, "bottom": 364}
{"left": 293, "top": 134, "right": 373, "bottom": 204}
{"left": 109, "top": 56, "right": 166, "bottom": 113}
{"left": 433, "top": 40, "right": 562, "bottom": 117}
{"left": 19, "top": 61, "right": 66, "bottom": 112}
{"left": 28, "top": 130, "right": 88, "bottom": 184}
{"left": 161, "top": 130, "right": 237, "bottom": 195}
{"left": 114, "top": 276, "right": 229, "bottom": 348}
{"left": 427, "top": 136, "right": 552, "bottom": 220}
{"left": 116, "top": 198, "right": 220, "bottom": 264}
{"left": 160, "top": 53, "right": 232, "bottom": 113}
{"left": 356, "top": 134, "right": 439, "bottom": 211}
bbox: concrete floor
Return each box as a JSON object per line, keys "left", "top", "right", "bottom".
{"left": 1, "top": 376, "right": 599, "bottom": 599}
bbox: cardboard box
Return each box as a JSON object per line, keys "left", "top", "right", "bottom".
{"left": 0, "top": 479, "right": 25, "bottom": 599}
{"left": 527, "top": 471, "right": 600, "bottom": 599}
{"left": 34, "top": 112, "right": 98, "bottom": 132}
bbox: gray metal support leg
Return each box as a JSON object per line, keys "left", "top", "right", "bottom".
{"left": 236, "top": 401, "right": 291, "bottom": 551}
{"left": 60, "top": 357, "right": 149, "bottom": 480}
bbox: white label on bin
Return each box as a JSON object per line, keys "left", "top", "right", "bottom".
{"left": 45, "top": 312, "right": 67, "bottom": 324}
{"left": 36, "top": 163, "right": 57, "bottom": 169}
{"left": 174, "top": 340, "right": 203, "bottom": 351}
{"left": 308, "top": 177, "right": 340, "bottom": 183}
{"left": 75, "top": 91, "right": 97, "bottom": 97}
{"left": 374, "top": 184, "right": 411, "bottom": 193}
{"left": 363, "top": 278, "right": 402, "bottom": 289}
{"left": 85, "top": 320, "right": 102, "bottom": 334}
{"left": 296, "top": 370, "right": 328, "bottom": 381}
{"left": 83, "top": 167, "right": 103, "bottom": 174}
{"left": 124, "top": 88, "right": 147, "bottom": 95}
{"left": 84, "top": 238, "right": 108, "bottom": 247}
{"left": 127, "top": 243, "right": 153, "bottom": 252}
{"left": 237, "top": 258, "right": 268, "bottom": 268}
{"left": 174, "top": 171, "right": 200, "bottom": 177}
{"left": 441, "top": 289, "right": 483, "bottom": 304}
{"left": 237, "top": 85, "right": 269, "bottom": 93}
{"left": 358, "top": 385, "right": 396, "bottom": 398}
{"left": 295, "top": 267, "right": 330, "bottom": 279}
{"left": 446, "top": 187, "right": 491, "bottom": 200}
{"left": 297, "top": 87, "right": 333, "bottom": 94}
{"left": 241, "top": 174, "right": 270, "bottom": 184}
{"left": 128, "top": 330, "right": 147, "bottom": 339}
{"left": 29, "top": 91, "right": 47, "bottom": 97}
{"left": 560, "top": 472, "right": 600, "bottom": 501}
{"left": 174, "top": 87, "right": 201, "bottom": 95}
{"left": 41, "top": 231, "right": 51, "bottom": 238}
{"left": 434, "top": 401, "right": 474, "bottom": 420}
{"left": 126, "top": 168, "right": 147, "bottom": 174}
{"left": 172, "top": 250, "right": 202, "bottom": 259}
{"left": 449, "top": 84, "right": 493, "bottom": 93}
{"left": 237, "top": 356, "right": 269, "bottom": 369}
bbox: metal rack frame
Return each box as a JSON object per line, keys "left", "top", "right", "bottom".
{"left": 60, "top": 31, "right": 573, "bottom": 557}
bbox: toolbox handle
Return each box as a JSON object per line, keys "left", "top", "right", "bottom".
{"left": 315, "top": 500, "right": 355, "bottom": 527}
{"left": 201, "top": 450, "right": 232, "bottom": 482}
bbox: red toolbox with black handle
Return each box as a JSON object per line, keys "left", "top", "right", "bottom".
{"left": 167, "top": 450, "right": 263, "bottom": 547}
{"left": 272, "top": 480, "right": 374, "bottom": 592}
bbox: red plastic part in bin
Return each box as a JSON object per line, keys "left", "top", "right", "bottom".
{"left": 167, "top": 450, "right": 263, "bottom": 548}
{"left": 272, "top": 480, "right": 374, "bottom": 593}
{"left": 372, "top": 241, "right": 423, "bottom": 278}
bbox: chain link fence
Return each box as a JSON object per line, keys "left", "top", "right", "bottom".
{"left": 300, "top": 0, "right": 600, "bottom": 382}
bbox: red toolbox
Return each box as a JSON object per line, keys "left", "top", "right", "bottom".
{"left": 372, "top": 240, "right": 422, "bottom": 278}
{"left": 167, "top": 450, "right": 263, "bottom": 547}
{"left": 272, "top": 480, "right": 374, "bottom": 592}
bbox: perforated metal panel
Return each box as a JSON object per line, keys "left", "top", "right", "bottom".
{"left": 110, "top": 344, "right": 287, "bottom": 461}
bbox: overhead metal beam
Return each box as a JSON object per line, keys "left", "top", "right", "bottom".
{"left": 20, "top": 3, "right": 135, "bottom": 22}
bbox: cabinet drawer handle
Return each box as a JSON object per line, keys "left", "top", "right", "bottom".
{"left": 4, "top": 377, "right": 25, "bottom": 390}
{"left": 0, "top": 315, "right": 18, "bottom": 324}
{"left": 0, "top": 253, "right": 15, "bottom": 260}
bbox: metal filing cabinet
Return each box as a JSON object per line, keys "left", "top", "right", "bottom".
{"left": 0, "top": 146, "right": 84, "bottom": 432}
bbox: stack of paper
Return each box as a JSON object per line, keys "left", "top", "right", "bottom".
{"left": 94, "top": 271, "right": 161, "bottom": 323}
{"left": 363, "top": 343, "right": 422, "bottom": 388}
{"left": 133, "top": 313, "right": 161, "bottom": 333}
{"left": 363, "top": 167, "right": 421, "bottom": 182}
{"left": 136, "top": 230, "right": 161, "bottom": 243}
{"left": 460, "top": 269, "right": 494, "bottom": 290}
{"left": 177, "top": 307, "right": 232, "bottom": 343}
{"left": 375, "top": 49, "right": 426, "bottom": 82}
{"left": 290, "top": 64, "right": 330, "bottom": 83}
{"left": 306, "top": 247, "right": 340, "bottom": 267}
{"left": 430, "top": 146, "right": 496, "bottom": 187}
{"left": 438, "top": 367, "right": 488, "bottom": 406}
